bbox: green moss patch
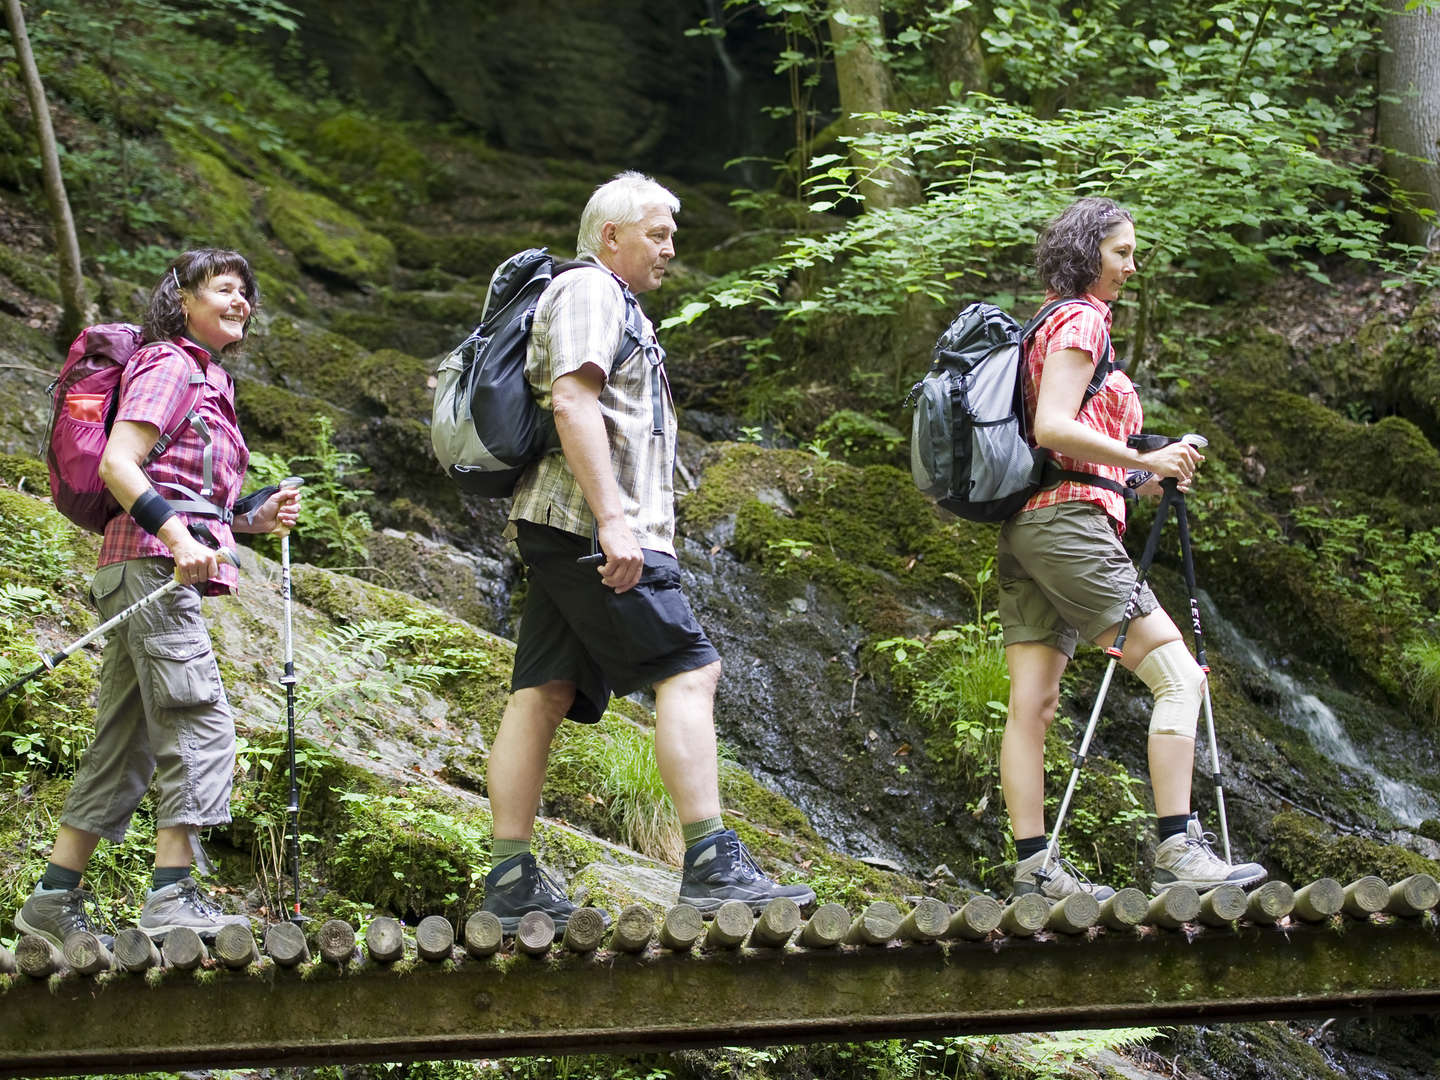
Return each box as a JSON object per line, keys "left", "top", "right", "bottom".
{"left": 263, "top": 184, "right": 396, "bottom": 284}
{"left": 1265, "top": 810, "right": 1440, "bottom": 885}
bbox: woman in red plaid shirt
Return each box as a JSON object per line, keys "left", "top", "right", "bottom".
{"left": 16, "top": 250, "right": 301, "bottom": 948}
{"left": 999, "top": 199, "right": 1267, "bottom": 901}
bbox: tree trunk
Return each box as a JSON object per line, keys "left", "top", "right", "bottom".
{"left": 3, "top": 0, "right": 87, "bottom": 341}
{"left": 934, "top": 3, "right": 988, "bottom": 98}
{"left": 828, "top": 0, "right": 921, "bottom": 209}
{"left": 1378, "top": 0, "right": 1440, "bottom": 249}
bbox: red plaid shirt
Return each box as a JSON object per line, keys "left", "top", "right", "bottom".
{"left": 1020, "top": 294, "right": 1142, "bottom": 533}
{"left": 100, "top": 337, "right": 248, "bottom": 594}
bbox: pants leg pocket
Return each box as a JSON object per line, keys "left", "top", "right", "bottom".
{"left": 141, "top": 630, "right": 223, "bottom": 709}
{"left": 604, "top": 558, "right": 698, "bottom": 665}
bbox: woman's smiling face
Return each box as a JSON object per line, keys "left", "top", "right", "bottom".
{"left": 182, "top": 271, "right": 251, "bottom": 353}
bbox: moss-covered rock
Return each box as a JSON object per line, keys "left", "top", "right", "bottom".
{"left": 263, "top": 184, "right": 396, "bottom": 285}
{"left": 1265, "top": 809, "right": 1440, "bottom": 884}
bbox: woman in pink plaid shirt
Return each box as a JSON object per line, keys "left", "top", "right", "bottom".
{"left": 16, "top": 250, "right": 301, "bottom": 948}
{"left": 999, "top": 199, "right": 1267, "bottom": 902}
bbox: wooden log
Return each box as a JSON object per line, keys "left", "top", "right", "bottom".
{"left": 415, "top": 916, "right": 455, "bottom": 962}
{"left": 998, "top": 894, "right": 1050, "bottom": 938}
{"left": 263, "top": 922, "right": 310, "bottom": 968}
{"left": 1385, "top": 873, "right": 1439, "bottom": 918}
{"left": 1097, "top": 888, "right": 1149, "bottom": 931}
{"left": 316, "top": 919, "right": 356, "bottom": 966}
{"left": 0, "top": 944, "right": 15, "bottom": 974}
{"left": 609, "top": 904, "right": 655, "bottom": 954}
{"left": 114, "top": 928, "right": 162, "bottom": 972}
{"left": 898, "top": 898, "right": 951, "bottom": 943}
{"left": 561, "top": 908, "right": 609, "bottom": 954}
{"left": 364, "top": 917, "right": 406, "bottom": 964}
{"left": 846, "top": 901, "right": 901, "bottom": 946}
{"left": 657, "top": 905, "right": 704, "bottom": 952}
{"left": 704, "top": 901, "right": 752, "bottom": 950}
{"left": 949, "top": 896, "right": 1003, "bottom": 941}
{"left": 162, "top": 927, "right": 209, "bottom": 971}
{"left": 62, "top": 931, "right": 113, "bottom": 976}
{"left": 515, "top": 911, "right": 555, "bottom": 957}
{"left": 1146, "top": 886, "right": 1200, "bottom": 930}
{"left": 1245, "top": 881, "right": 1295, "bottom": 925}
{"left": 799, "top": 903, "right": 851, "bottom": 949}
{"left": 462, "top": 911, "right": 503, "bottom": 958}
{"left": 1343, "top": 876, "right": 1389, "bottom": 918}
{"left": 1292, "top": 878, "right": 1344, "bottom": 923}
{"left": 749, "top": 897, "right": 802, "bottom": 949}
{"left": 1195, "top": 884, "right": 1248, "bottom": 927}
{"left": 214, "top": 924, "right": 258, "bottom": 969}
{"left": 1046, "top": 892, "right": 1099, "bottom": 935}
{"left": 16, "top": 935, "right": 64, "bottom": 978}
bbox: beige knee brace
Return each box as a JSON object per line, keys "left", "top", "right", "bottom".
{"left": 1135, "top": 639, "right": 1205, "bottom": 739}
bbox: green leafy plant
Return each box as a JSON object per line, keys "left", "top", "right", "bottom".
{"left": 1400, "top": 636, "right": 1440, "bottom": 729}
{"left": 874, "top": 561, "right": 1009, "bottom": 784}
{"left": 247, "top": 414, "right": 373, "bottom": 567}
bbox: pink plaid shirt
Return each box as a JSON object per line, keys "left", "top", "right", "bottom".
{"left": 100, "top": 337, "right": 248, "bottom": 594}
{"left": 1020, "top": 294, "right": 1142, "bottom": 533}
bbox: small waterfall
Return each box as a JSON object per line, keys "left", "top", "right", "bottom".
{"left": 1200, "top": 592, "right": 1438, "bottom": 827}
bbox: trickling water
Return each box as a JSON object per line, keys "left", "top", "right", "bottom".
{"left": 1199, "top": 592, "right": 1439, "bottom": 827}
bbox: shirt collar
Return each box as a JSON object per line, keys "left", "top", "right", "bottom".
{"left": 174, "top": 336, "right": 215, "bottom": 370}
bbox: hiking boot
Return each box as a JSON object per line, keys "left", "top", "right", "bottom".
{"left": 1152, "top": 815, "right": 1268, "bottom": 893}
{"left": 1012, "top": 848, "right": 1116, "bottom": 903}
{"left": 137, "top": 877, "right": 251, "bottom": 941}
{"left": 678, "top": 829, "right": 816, "bottom": 916}
{"left": 15, "top": 887, "right": 114, "bottom": 950}
{"left": 481, "top": 853, "right": 597, "bottom": 935}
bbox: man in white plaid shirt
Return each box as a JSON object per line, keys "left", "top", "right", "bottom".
{"left": 482, "top": 172, "right": 815, "bottom": 933}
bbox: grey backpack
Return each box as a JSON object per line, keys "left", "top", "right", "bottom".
{"left": 431, "top": 249, "right": 644, "bottom": 497}
{"left": 906, "top": 299, "right": 1124, "bottom": 522}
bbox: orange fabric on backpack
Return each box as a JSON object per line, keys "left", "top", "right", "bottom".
{"left": 65, "top": 393, "right": 106, "bottom": 423}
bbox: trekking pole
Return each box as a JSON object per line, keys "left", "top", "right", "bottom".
{"left": 277, "top": 476, "right": 306, "bottom": 922}
{"left": 1041, "top": 480, "right": 1176, "bottom": 875}
{"left": 1171, "top": 476, "right": 1233, "bottom": 862}
{"left": 1, "top": 544, "right": 238, "bottom": 702}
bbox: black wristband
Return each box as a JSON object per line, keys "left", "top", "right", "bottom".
{"left": 130, "top": 487, "right": 176, "bottom": 536}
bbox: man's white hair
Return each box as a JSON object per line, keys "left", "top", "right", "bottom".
{"left": 576, "top": 171, "right": 680, "bottom": 259}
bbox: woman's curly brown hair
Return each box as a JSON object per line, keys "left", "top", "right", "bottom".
{"left": 1034, "top": 197, "right": 1134, "bottom": 298}
{"left": 143, "top": 248, "right": 260, "bottom": 353}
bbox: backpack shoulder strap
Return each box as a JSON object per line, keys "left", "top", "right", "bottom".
{"left": 1021, "top": 298, "right": 1113, "bottom": 408}
{"left": 130, "top": 343, "right": 221, "bottom": 504}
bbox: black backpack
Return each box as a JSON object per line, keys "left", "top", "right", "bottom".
{"left": 906, "top": 298, "right": 1126, "bottom": 522}
{"left": 431, "top": 248, "right": 644, "bottom": 497}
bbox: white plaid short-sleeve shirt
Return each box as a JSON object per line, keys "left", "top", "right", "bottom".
{"left": 507, "top": 261, "right": 677, "bottom": 554}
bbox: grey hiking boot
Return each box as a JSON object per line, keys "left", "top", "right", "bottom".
{"left": 137, "top": 877, "right": 251, "bottom": 941}
{"left": 679, "top": 829, "right": 816, "bottom": 916}
{"left": 481, "top": 853, "right": 609, "bottom": 935}
{"left": 1012, "top": 848, "right": 1116, "bottom": 903}
{"left": 1152, "top": 814, "right": 1268, "bottom": 893}
{"left": 15, "top": 887, "right": 114, "bottom": 949}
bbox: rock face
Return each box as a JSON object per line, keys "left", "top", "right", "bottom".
{"left": 282, "top": 0, "right": 795, "bottom": 182}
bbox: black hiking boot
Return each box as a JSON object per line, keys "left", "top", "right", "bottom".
{"left": 481, "top": 853, "right": 587, "bottom": 935}
{"left": 678, "top": 829, "right": 816, "bottom": 916}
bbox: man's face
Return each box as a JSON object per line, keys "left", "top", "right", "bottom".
{"left": 602, "top": 206, "right": 676, "bottom": 294}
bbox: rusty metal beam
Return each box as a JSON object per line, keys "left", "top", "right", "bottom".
{"left": 1, "top": 918, "right": 1438, "bottom": 1077}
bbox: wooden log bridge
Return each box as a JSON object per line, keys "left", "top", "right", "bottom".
{"left": 1, "top": 874, "right": 1437, "bottom": 1078}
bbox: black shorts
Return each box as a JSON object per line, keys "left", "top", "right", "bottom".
{"left": 510, "top": 521, "right": 720, "bottom": 724}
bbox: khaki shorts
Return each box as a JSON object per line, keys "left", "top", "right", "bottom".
{"left": 997, "top": 500, "right": 1158, "bottom": 658}
{"left": 60, "top": 558, "right": 235, "bottom": 842}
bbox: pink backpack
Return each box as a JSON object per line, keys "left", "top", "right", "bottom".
{"left": 45, "top": 324, "right": 208, "bottom": 533}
